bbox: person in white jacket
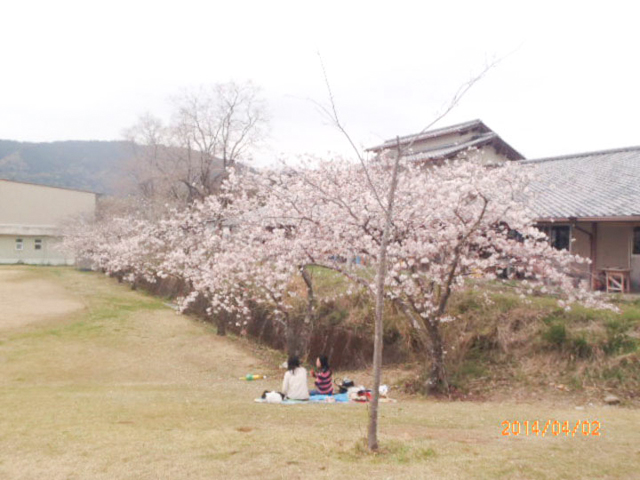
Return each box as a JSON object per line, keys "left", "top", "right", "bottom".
{"left": 282, "top": 356, "right": 309, "bottom": 400}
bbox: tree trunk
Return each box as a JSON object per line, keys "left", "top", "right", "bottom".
{"left": 285, "top": 318, "right": 299, "bottom": 358}
{"left": 283, "top": 266, "right": 317, "bottom": 360}
{"left": 258, "top": 312, "right": 270, "bottom": 342}
{"left": 425, "top": 318, "right": 448, "bottom": 393}
{"left": 285, "top": 316, "right": 308, "bottom": 359}
{"left": 368, "top": 142, "right": 402, "bottom": 451}
{"left": 301, "top": 265, "right": 315, "bottom": 360}
{"left": 301, "top": 266, "right": 315, "bottom": 328}
{"left": 216, "top": 310, "right": 227, "bottom": 336}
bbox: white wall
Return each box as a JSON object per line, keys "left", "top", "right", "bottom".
{"left": 0, "top": 235, "right": 73, "bottom": 265}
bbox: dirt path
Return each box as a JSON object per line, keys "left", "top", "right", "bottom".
{"left": 0, "top": 266, "right": 263, "bottom": 388}
{"left": 0, "top": 267, "right": 84, "bottom": 330}
{"left": 0, "top": 266, "right": 638, "bottom": 479}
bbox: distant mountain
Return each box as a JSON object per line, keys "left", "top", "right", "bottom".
{"left": 0, "top": 139, "right": 134, "bottom": 194}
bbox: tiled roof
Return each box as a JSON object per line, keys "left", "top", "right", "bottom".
{"left": 523, "top": 146, "right": 640, "bottom": 219}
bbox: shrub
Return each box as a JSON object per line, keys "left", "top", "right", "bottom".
{"left": 602, "top": 319, "right": 638, "bottom": 355}
{"left": 543, "top": 322, "right": 567, "bottom": 348}
{"left": 315, "top": 300, "right": 348, "bottom": 326}
{"left": 570, "top": 334, "right": 593, "bottom": 359}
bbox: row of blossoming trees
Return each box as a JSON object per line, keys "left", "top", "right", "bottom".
{"left": 63, "top": 150, "right": 611, "bottom": 392}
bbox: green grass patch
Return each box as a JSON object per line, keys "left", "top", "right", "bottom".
{"left": 341, "top": 438, "right": 436, "bottom": 465}
{"left": 542, "top": 322, "right": 568, "bottom": 347}
{"left": 602, "top": 318, "right": 638, "bottom": 355}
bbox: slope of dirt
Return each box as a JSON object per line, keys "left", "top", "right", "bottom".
{"left": 0, "top": 268, "right": 84, "bottom": 330}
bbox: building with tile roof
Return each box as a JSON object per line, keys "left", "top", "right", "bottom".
{"left": 524, "top": 146, "right": 640, "bottom": 292}
{"left": 368, "top": 120, "right": 639, "bottom": 292}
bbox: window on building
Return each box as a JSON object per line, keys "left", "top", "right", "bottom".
{"left": 35, "top": 239, "right": 43, "bottom": 250}
{"left": 539, "top": 225, "right": 571, "bottom": 251}
{"left": 15, "top": 238, "right": 24, "bottom": 251}
{"left": 633, "top": 227, "right": 640, "bottom": 255}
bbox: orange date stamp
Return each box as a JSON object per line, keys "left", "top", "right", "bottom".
{"left": 501, "top": 420, "right": 601, "bottom": 437}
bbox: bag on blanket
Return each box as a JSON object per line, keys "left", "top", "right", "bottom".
{"left": 335, "top": 378, "right": 355, "bottom": 394}
{"left": 261, "top": 390, "right": 284, "bottom": 404}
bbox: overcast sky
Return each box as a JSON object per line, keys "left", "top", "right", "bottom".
{"left": 2, "top": 0, "right": 639, "bottom": 163}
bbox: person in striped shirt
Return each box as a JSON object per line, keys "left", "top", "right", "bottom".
{"left": 310, "top": 355, "right": 333, "bottom": 396}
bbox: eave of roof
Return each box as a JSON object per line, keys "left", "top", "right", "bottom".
{"left": 367, "top": 119, "right": 525, "bottom": 161}
{"left": 522, "top": 145, "right": 640, "bottom": 165}
{"left": 0, "top": 224, "right": 61, "bottom": 236}
{"left": 367, "top": 119, "right": 487, "bottom": 152}
{"left": 535, "top": 216, "right": 640, "bottom": 223}
{"left": 402, "top": 132, "right": 494, "bottom": 161}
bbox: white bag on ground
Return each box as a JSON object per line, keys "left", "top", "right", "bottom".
{"left": 265, "top": 391, "right": 283, "bottom": 404}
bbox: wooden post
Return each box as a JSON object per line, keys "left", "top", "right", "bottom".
{"left": 591, "top": 222, "right": 598, "bottom": 290}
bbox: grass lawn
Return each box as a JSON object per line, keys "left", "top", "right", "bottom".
{"left": 0, "top": 266, "right": 639, "bottom": 479}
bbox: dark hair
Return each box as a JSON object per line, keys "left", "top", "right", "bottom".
{"left": 318, "top": 355, "right": 330, "bottom": 371}
{"left": 287, "top": 356, "right": 300, "bottom": 373}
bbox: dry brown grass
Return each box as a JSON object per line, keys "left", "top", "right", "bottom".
{"left": 0, "top": 266, "right": 639, "bottom": 479}
{"left": 0, "top": 268, "right": 84, "bottom": 330}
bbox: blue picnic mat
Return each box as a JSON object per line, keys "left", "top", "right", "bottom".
{"left": 255, "top": 392, "right": 350, "bottom": 404}
{"left": 309, "top": 393, "right": 349, "bottom": 403}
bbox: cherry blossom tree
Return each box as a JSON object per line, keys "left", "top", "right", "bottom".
{"left": 312, "top": 54, "right": 510, "bottom": 450}
{"left": 64, "top": 155, "right": 611, "bottom": 378}
{"left": 63, "top": 146, "right": 614, "bottom": 453}
{"left": 249, "top": 151, "right": 613, "bottom": 396}
{"left": 63, "top": 213, "right": 160, "bottom": 285}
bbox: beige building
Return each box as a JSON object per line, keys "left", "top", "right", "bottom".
{"left": 525, "top": 147, "right": 640, "bottom": 292}
{"left": 0, "top": 179, "right": 96, "bottom": 265}
{"left": 367, "top": 119, "right": 524, "bottom": 163}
